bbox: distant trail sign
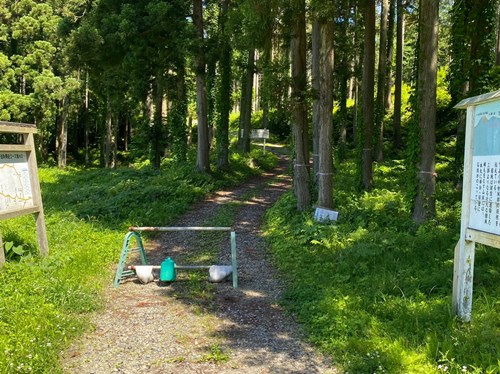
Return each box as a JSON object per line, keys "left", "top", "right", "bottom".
{"left": 454, "top": 90, "right": 500, "bottom": 321}
{"left": 251, "top": 129, "right": 270, "bottom": 152}
{"left": 0, "top": 122, "right": 48, "bottom": 265}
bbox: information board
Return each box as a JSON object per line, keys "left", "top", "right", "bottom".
{"left": 250, "top": 129, "right": 270, "bottom": 152}
{"left": 250, "top": 129, "right": 270, "bottom": 139}
{"left": 0, "top": 122, "right": 48, "bottom": 265}
{"left": 454, "top": 90, "right": 500, "bottom": 322}
{"left": 469, "top": 101, "right": 500, "bottom": 235}
{"left": 0, "top": 152, "right": 34, "bottom": 213}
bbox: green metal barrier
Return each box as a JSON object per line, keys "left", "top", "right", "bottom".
{"left": 113, "top": 231, "right": 148, "bottom": 288}
{"left": 113, "top": 227, "right": 238, "bottom": 288}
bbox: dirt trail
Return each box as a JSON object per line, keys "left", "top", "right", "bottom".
{"left": 62, "top": 150, "right": 336, "bottom": 374}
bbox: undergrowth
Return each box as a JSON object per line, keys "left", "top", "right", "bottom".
{"left": 0, "top": 148, "right": 277, "bottom": 373}
{"left": 264, "top": 159, "right": 500, "bottom": 374}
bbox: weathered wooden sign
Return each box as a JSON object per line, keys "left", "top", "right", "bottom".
{"left": 251, "top": 129, "right": 270, "bottom": 152}
{"left": 453, "top": 90, "right": 500, "bottom": 321}
{"left": 0, "top": 122, "right": 48, "bottom": 265}
{"left": 250, "top": 129, "right": 270, "bottom": 139}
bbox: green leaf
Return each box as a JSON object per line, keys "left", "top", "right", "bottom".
{"left": 4, "top": 241, "right": 13, "bottom": 252}
{"left": 13, "top": 245, "right": 25, "bottom": 256}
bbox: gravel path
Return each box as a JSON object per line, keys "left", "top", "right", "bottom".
{"left": 62, "top": 151, "right": 336, "bottom": 374}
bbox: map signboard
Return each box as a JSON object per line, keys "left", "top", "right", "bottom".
{"left": 0, "top": 122, "right": 48, "bottom": 264}
{"left": 0, "top": 151, "right": 34, "bottom": 214}
{"left": 469, "top": 101, "right": 500, "bottom": 235}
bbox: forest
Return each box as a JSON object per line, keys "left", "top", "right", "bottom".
{"left": 0, "top": 0, "right": 498, "bottom": 220}
{"left": 1, "top": 0, "right": 500, "bottom": 373}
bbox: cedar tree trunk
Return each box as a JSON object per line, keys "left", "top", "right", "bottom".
{"left": 291, "top": 0, "right": 310, "bottom": 211}
{"left": 412, "top": 0, "right": 438, "bottom": 223}
{"left": 194, "top": 0, "right": 210, "bottom": 173}
{"left": 318, "top": 18, "right": 334, "bottom": 209}
{"left": 362, "top": 0, "right": 375, "bottom": 190}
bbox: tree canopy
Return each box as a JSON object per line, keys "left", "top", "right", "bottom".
{"left": 1, "top": 0, "right": 499, "bottom": 221}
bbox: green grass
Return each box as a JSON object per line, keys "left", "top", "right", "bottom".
{"left": 264, "top": 159, "right": 500, "bottom": 374}
{"left": 0, "top": 148, "right": 277, "bottom": 373}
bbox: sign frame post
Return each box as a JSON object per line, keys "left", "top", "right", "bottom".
{"left": 454, "top": 90, "right": 500, "bottom": 321}
{"left": 0, "top": 121, "right": 48, "bottom": 265}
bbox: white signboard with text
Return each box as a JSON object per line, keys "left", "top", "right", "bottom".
{"left": 251, "top": 129, "right": 270, "bottom": 139}
{"left": 469, "top": 101, "right": 500, "bottom": 235}
{"left": 0, "top": 152, "right": 34, "bottom": 213}
{"left": 0, "top": 122, "right": 48, "bottom": 264}
{"left": 250, "top": 129, "right": 270, "bottom": 152}
{"left": 454, "top": 90, "right": 500, "bottom": 322}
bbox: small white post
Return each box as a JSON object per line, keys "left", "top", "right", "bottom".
{"left": 231, "top": 231, "right": 238, "bottom": 288}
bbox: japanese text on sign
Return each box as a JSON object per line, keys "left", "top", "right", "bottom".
{"left": 469, "top": 101, "right": 500, "bottom": 235}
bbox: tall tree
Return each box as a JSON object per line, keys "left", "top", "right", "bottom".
{"left": 335, "top": 0, "right": 352, "bottom": 161}
{"left": 257, "top": 1, "right": 277, "bottom": 137}
{"left": 351, "top": 0, "right": 360, "bottom": 144}
{"left": 216, "top": 0, "right": 232, "bottom": 170}
{"left": 448, "top": 0, "right": 470, "bottom": 184}
{"left": 312, "top": 18, "right": 321, "bottom": 182}
{"left": 103, "top": 99, "right": 118, "bottom": 168}
{"left": 496, "top": 2, "right": 500, "bottom": 65}
{"left": 0, "top": 0, "right": 82, "bottom": 163}
{"left": 238, "top": 49, "right": 254, "bottom": 153}
{"left": 384, "top": 0, "right": 396, "bottom": 110}
{"left": 449, "top": 0, "right": 496, "bottom": 184}
{"left": 317, "top": 15, "right": 334, "bottom": 209}
{"left": 412, "top": 0, "right": 438, "bottom": 223}
{"left": 393, "top": 0, "right": 404, "bottom": 150}
{"left": 152, "top": 75, "right": 165, "bottom": 169}
{"left": 193, "top": 0, "right": 210, "bottom": 173}
{"left": 291, "top": 0, "right": 310, "bottom": 210}
{"left": 375, "top": 0, "right": 388, "bottom": 162}
{"left": 362, "top": 0, "right": 375, "bottom": 190}
{"left": 56, "top": 96, "right": 70, "bottom": 168}
{"left": 468, "top": 0, "right": 496, "bottom": 96}
{"left": 170, "top": 61, "right": 188, "bottom": 163}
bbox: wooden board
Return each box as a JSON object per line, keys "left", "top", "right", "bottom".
{"left": 250, "top": 129, "right": 270, "bottom": 139}
{"left": 0, "top": 123, "right": 48, "bottom": 265}
{"left": 453, "top": 91, "right": 500, "bottom": 322}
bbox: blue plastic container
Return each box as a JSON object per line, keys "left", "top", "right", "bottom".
{"left": 160, "top": 257, "right": 176, "bottom": 282}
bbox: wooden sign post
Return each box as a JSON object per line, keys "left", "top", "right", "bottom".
{"left": 0, "top": 121, "right": 48, "bottom": 265}
{"left": 454, "top": 90, "right": 500, "bottom": 321}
